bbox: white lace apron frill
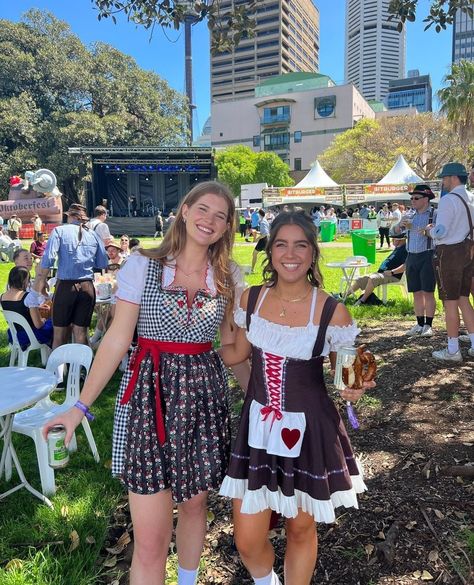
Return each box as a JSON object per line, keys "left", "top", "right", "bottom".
{"left": 219, "top": 460, "right": 367, "bottom": 523}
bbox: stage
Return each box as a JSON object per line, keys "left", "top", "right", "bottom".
{"left": 68, "top": 146, "right": 216, "bottom": 217}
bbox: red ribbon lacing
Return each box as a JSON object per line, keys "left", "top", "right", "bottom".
{"left": 260, "top": 351, "right": 284, "bottom": 426}
{"left": 120, "top": 337, "right": 212, "bottom": 445}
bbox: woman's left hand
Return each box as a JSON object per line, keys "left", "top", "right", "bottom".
{"left": 341, "top": 380, "right": 376, "bottom": 402}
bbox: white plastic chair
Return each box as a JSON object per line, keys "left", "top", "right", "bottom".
{"left": 2, "top": 309, "right": 51, "bottom": 367}
{"left": 381, "top": 272, "right": 410, "bottom": 304}
{"left": 339, "top": 256, "right": 369, "bottom": 294}
{"left": 12, "top": 344, "right": 100, "bottom": 495}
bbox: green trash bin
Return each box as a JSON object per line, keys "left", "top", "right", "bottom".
{"left": 320, "top": 220, "right": 336, "bottom": 242}
{"left": 351, "top": 229, "right": 378, "bottom": 264}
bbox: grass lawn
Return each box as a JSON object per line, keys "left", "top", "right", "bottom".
{"left": 0, "top": 237, "right": 443, "bottom": 584}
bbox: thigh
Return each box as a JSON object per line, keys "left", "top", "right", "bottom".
{"left": 129, "top": 489, "right": 174, "bottom": 545}
{"left": 419, "top": 252, "right": 436, "bottom": 293}
{"left": 233, "top": 499, "right": 273, "bottom": 550}
{"left": 405, "top": 254, "right": 421, "bottom": 293}
{"left": 285, "top": 508, "right": 317, "bottom": 538}
{"left": 72, "top": 281, "right": 96, "bottom": 327}
{"left": 368, "top": 273, "right": 386, "bottom": 287}
{"left": 52, "top": 281, "right": 75, "bottom": 327}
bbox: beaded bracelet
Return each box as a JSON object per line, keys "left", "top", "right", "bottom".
{"left": 74, "top": 400, "right": 95, "bottom": 421}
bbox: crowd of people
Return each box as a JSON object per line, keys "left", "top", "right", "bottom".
{"left": 0, "top": 159, "right": 472, "bottom": 585}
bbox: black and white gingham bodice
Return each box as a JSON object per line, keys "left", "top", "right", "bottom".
{"left": 137, "top": 259, "right": 227, "bottom": 343}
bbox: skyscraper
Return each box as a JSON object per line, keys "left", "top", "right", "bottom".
{"left": 452, "top": 4, "right": 474, "bottom": 63}
{"left": 211, "top": 0, "right": 320, "bottom": 102}
{"left": 345, "top": 0, "right": 406, "bottom": 101}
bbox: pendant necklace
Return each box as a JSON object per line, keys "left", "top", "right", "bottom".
{"left": 275, "top": 287, "right": 312, "bottom": 318}
{"left": 176, "top": 263, "right": 207, "bottom": 277}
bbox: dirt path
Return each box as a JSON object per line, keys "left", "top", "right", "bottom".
{"left": 104, "top": 321, "right": 474, "bottom": 585}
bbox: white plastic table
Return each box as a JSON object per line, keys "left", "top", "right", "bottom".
{"left": 326, "top": 260, "right": 370, "bottom": 302}
{"left": 0, "top": 367, "right": 57, "bottom": 507}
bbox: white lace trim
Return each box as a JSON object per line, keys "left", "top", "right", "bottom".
{"left": 219, "top": 473, "right": 367, "bottom": 523}
{"left": 233, "top": 310, "right": 360, "bottom": 359}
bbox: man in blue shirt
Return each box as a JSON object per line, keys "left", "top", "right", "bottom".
{"left": 393, "top": 184, "right": 437, "bottom": 336}
{"left": 34, "top": 203, "right": 108, "bottom": 349}
{"left": 345, "top": 233, "right": 408, "bottom": 304}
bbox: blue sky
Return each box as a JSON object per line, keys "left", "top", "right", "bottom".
{"left": 2, "top": 0, "right": 453, "bottom": 136}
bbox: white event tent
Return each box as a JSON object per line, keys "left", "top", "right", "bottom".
{"left": 294, "top": 160, "right": 339, "bottom": 188}
{"left": 271, "top": 160, "right": 342, "bottom": 206}
{"left": 364, "top": 155, "right": 423, "bottom": 202}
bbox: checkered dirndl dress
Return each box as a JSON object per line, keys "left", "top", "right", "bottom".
{"left": 112, "top": 258, "right": 231, "bottom": 502}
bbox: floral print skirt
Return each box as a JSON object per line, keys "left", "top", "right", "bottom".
{"left": 116, "top": 351, "right": 231, "bottom": 502}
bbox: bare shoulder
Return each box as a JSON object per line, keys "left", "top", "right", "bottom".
{"left": 318, "top": 290, "right": 352, "bottom": 327}
{"left": 240, "top": 287, "right": 250, "bottom": 310}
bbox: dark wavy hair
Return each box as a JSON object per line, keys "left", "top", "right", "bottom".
{"left": 262, "top": 211, "right": 323, "bottom": 288}
{"left": 8, "top": 266, "right": 30, "bottom": 290}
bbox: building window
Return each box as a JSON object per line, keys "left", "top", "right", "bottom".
{"left": 263, "top": 105, "right": 290, "bottom": 124}
{"left": 253, "top": 135, "right": 261, "bottom": 147}
{"left": 263, "top": 132, "right": 290, "bottom": 151}
{"left": 314, "top": 96, "right": 336, "bottom": 118}
{"left": 294, "top": 130, "right": 302, "bottom": 143}
{"left": 294, "top": 158, "right": 302, "bottom": 171}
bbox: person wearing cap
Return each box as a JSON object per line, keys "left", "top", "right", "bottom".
{"left": 34, "top": 203, "right": 108, "bottom": 349}
{"left": 393, "top": 184, "right": 437, "bottom": 337}
{"left": 86, "top": 205, "right": 111, "bottom": 244}
{"left": 7, "top": 214, "right": 22, "bottom": 240}
{"left": 344, "top": 232, "right": 408, "bottom": 305}
{"left": 105, "top": 240, "right": 124, "bottom": 273}
{"left": 31, "top": 213, "right": 43, "bottom": 240}
{"left": 427, "top": 163, "right": 474, "bottom": 362}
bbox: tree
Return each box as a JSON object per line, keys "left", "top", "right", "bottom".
{"left": 215, "top": 145, "right": 293, "bottom": 197}
{"left": 438, "top": 59, "right": 474, "bottom": 150}
{"left": 0, "top": 10, "right": 188, "bottom": 201}
{"left": 319, "top": 114, "right": 466, "bottom": 184}
{"left": 91, "top": 0, "right": 258, "bottom": 54}
{"left": 388, "top": 0, "right": 473, "bottom": 32}
{"left": 91, "top": 0, "right": 473, "bottom": 51}
{"left": 254, "top": 152, "right": 294, "bottom": 188}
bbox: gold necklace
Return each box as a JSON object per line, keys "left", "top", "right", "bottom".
{"left": 176, "top": 263, "right": 207, "bottom": 277}
{"left": 274, "top": 287, "right": 312, "bottom": 318}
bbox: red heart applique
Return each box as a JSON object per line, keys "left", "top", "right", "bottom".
{"left": 281, "top": 428, "right": 300, "bottom": 450}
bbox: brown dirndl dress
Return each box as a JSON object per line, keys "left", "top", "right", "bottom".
{"left": 219, "top": 285, "right": 366, "bottom": 522}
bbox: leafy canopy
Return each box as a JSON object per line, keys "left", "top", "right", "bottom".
{"left": 0, "top": 10, "right": 187, "bottom": 200}
{"left": 91, "top": 0, "right": 473, "bottom": 51}
{"left": 215, "top": 145, "right": 293, "bottom": 197}
{"left": 438, "top": 59, "right": 474, "bottom": 149}
{"left": 319, "top": 114, "right": 467, "bottom": 184}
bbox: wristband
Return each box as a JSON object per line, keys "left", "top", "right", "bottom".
{"left": 74, "top": 400, "right": 95, "bottom": 421}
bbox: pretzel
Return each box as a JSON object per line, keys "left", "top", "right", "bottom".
{"left": 38, "top": 300, "right": 52, "bottom": 320}
{"left": 342, "top": 345, "right": 377, "bottom": 389}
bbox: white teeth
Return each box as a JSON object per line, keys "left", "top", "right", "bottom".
{"left": 197, "top": 225, "right": 212, "bottom": 234}
{"left": 283, "top": 263, "right": 299, "bottom": 270}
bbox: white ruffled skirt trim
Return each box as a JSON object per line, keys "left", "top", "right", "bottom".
{"left": 219, "top": 473, "right": 367, "bottom": 524}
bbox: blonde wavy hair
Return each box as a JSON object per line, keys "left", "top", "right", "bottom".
{"left": 140, "top": 181, "right": 236, "bottom": 316}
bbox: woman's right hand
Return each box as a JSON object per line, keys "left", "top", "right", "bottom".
{"left": 42, "top": 407, "right": 85, "bottom": 447}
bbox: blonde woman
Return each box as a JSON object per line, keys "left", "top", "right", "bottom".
{"left": 44, "top": 181, "right": 249, "bottom": 585}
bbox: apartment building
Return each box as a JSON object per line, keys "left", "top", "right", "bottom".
{"left": 211, "top": 0, "right": 320, "bottom": 101}
{"left": 211, "top": 72, "right": 376, "bottom": 171}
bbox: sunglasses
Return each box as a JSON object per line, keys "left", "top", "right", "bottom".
{"left": 410, "top": 196, "right": 426, "bottom": 200}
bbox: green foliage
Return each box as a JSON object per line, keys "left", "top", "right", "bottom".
{"left": 319, "top": 114, "right": 466, "bottom": 182}
{"left": 388, "top": 0, "right": 473, "bottom": 33}
{"left": 0, "top": 10, "right": 188, "bottom": 201}
{"left": 215, "top": 145, "right": 293, "bottom": 198}
{"left": 91, "top": 0, "right": 258, "bottom": 54}
{"left": 438, "top": 59, "right": 474, "bottom": 150}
